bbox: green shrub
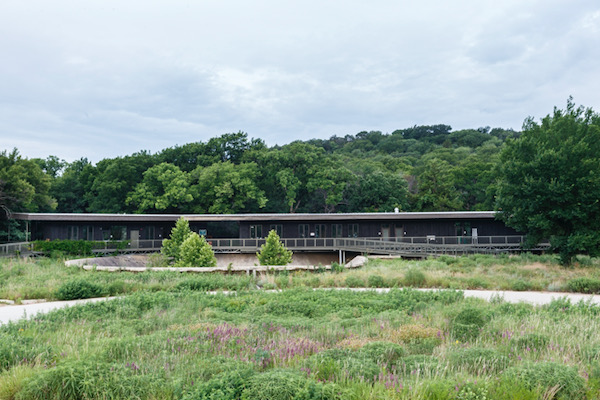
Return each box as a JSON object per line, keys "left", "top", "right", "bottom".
{"left": 405, "top": 337, "right": 443, "bottom": 355}
{"left": 0, "top": 333, "right": 53, "bottom": 371}
{"left": 16, "top": 358, "right": 168, "bottom": 400}
{"left": 305, "top": 349, "right": 379, "bottom": 382}
{"left": 398, "top": 354, "right": 439, "bottom": 375}
{"left": 447, "top": 347, "right": 509, "bottom": 374}
{"left": 55, "top": 278, "right": 104, "bottom": 300}
{"left": 504, "top": 362, "right": 585, "bottom": 400}
{"left": 256, "top": 230, "right": 293, "bottom": 266}
{"left": 240, "top": 369, "right": 347, "bottom": 400}
{"left": 487, "top": 376, "right": 540, "bottom": 400}
{"left": 182, "top": 366, "right": 256, "bottom": 400}
{"left": 358, "top": 341, "right": 405, "bottom": 366}
{"left": 451, "top": 305, "right": 489, "bottom": 342}
{"left": 331, "top": 262, "right": 344, "bottom": 273}
{"left": 175, "top": 232, "right": 217, "bottom": 268}
{"left": 404, "top": 268, "right": 426, "bottom": 287}
{"left": 344, "top": 276, "right": 364, "bottom": 288}
{"left": 566, "top": 277, "right": 600, "bottom": 294}
{"left": 511, "top": 279, "right": 532, "bottom": 291}
{"left": 32, "top": 239, "right": 94, "bottom": 257}
{"left": 0, "top": 365, "right": 38, "bottom": 400}
{"left": 367, "top": 274, "right": 385, "bottom": 288}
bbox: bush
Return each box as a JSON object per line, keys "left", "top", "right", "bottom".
{"left": 55, "top": 278, "right": 104, "bottom": 300}
{"left": 182, "top": 366, "right": 256, "bottom": 400}
{"left": 511, "top": 279, "right": 532, "bottom": 291}
{"left": 404, "top": 268, "right": 427, "bottom": 287}
{"left": 344, "top": 276, "right": 364, "bottom": 288}
{"left": 0, "top": 333, "right": 53, "bottom": 371}
{"left": 32, "top": 239, "right": 94, "bottom": 257}
{"left": 451, "top": 305, "right": 489, "bottom": 342}
{"left": 240, "top": 369, "right": 347, "bottom": 400}
{"left": 367, "top": 274, "right": 385, "bottom": 288}
{"left": 504, "top": 362, "right": 585, "bottom": 400}
{"left": 305, "top": 349, "right": 379, "bottom": 382}
{"left": 256, "top": 230, "right": 293, "bottom": 266}
{"left": 16, "top": 358, "right": 167, "bottom": 400}
{"left": 358, "top": 341, "right": 405, "bottom": 366}
{"left": 515, "top": 333, "right": 549, "bottom": 350}
{"left": 447, "top": 347, "right": 509, "bottom": 374}
{"left": 398, "top": 355, "right": 439, "bottom": 375}
{"left": 175, "top": 232, "right": 217, "bottom": 268}
{"left": 566, "top": 277, "right": 600, "bottom": 294}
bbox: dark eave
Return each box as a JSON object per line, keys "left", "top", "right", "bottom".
{"left": 12, "top": 211, "right": 498, "bottom": 223}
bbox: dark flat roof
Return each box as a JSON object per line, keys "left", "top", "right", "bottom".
{"left": 12, "top": 211, "right": 498, "bottom": 223}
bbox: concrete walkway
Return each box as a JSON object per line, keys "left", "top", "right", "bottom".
{"left": 1, "top": 289, "right": 598, "bottom": 325}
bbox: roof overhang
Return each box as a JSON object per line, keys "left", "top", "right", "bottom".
{"left": 12, "top": 211, "right": 498, "bottom": 223}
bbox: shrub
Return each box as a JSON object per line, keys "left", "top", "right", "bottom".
{"left": 331, "top": 262, "right": 344, "bottom": 273}
{"left": 566, "top": 277, "right": 600, "bottom": 294}
{"left": 447, "top": 347, "right": 509, "bottom": 374}
{"left": 55, "top": 278, "right": 104, "bottom": 300}
{"left": 511, "top": 279, "right": 532, "bottom": 291}
{"left": 181, "top": 366, "right": 256, "bottom": 400}
{"left": 344, "top": 276, "right": 364, "bottom": 288}
{"left": 240, "top": 369, "right": 347, "bottom": 400}
{"left": 367, "top": 274, "right": 385, "bottom": 288}
{"left": 0, "top": 365, "right": 38, "bottom": 400}
{"left": 256, "top": 230, "right": 293, "bottom": 266}
{"left": 305, "top": 349, "right": 379, "bottom": 382}
{"left": 504, "top": 362, "right": 585, "bottom": 400}
{"left": 398, "top": 355, "right": 439, "bottom": 375}
{"left": 451, "top": 305, "right": 489, "bottom": 342}
{"left": 32, "top": 239, "right": 93, "bottom": 257}
{"left": 175, "top": 232, "right": 217, "bottom": 268}
{"left": 162, "top": 217, "right": 193, "bottom": 262}
{"left": 404, "top": 268, "right": 426, "bottom": 287}
{"left": 16, "top": 358, "right": 167, "bottom": 400}
{"left": 0, "top": 333, "right": 53, "bottom": 371}
{"left": 358, "top": 341, "right": 405, "bottom": 366}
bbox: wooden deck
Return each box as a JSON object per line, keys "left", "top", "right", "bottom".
{"left": 1, "top": 236, "right": 550, "bottom": 258}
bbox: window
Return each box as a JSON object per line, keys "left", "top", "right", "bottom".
{"left": 269, "top": 224, "right": 283, "bottom": 237}
{"left": 82, "top": 225, "right": 94, "bottom": 240}
{"left": 110, "top": 226, "right": 127, "bottom": 240}
{"left": 348, "top": 224, "right": 359, "bottom": 237}
{"left": 332, "top": 224, "right": 343, "bottom": 238}
{"left": 298, "top": 224, "right": 309, "bottom": 238}
{"left": 315, "top": 224, "right": 326, "bottom": 238}
{"left": 141, "top": 226, "right": 155, "bottom": 240}
{"left": 68, "top": 226, "right": 79, "bottom": 240}
{"left": 250, "top": 225, "right": 263, "bottom": 238}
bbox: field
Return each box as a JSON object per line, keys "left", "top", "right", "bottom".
{"left": 2, "top": 287, "right": 600, "bottom": 399}
{"left": 2, "top": 254, "right": 600, "bottom": 399}
{"left": 2, "top": 253, "right": 600, "bottom": 302}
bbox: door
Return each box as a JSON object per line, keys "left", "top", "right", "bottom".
{"left": 381, "top": 224, "right": 390, "bottom": 240}
{"left": 130, "top": 230, "right": 139, "bottom": 248}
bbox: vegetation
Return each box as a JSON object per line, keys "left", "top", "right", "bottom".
{"left": 176, "top": 233, "right": 217, "bottom": 268}
{"left": 257, "top": 230, "right": 293, "bottom": 266}
{"left": 496, "top": 98, "right": 600, "bottom": 265}
{"left": 2, "top": 286, "right": 600, "bottom": 399}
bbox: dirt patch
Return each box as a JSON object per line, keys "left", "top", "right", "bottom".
{"left": 73, "top": 252, "right": 341, "bottom": 268}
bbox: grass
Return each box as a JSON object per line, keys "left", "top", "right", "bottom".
{"left": 1, "top": 288, "right": 600, "bottom": 399}
{"left": 1, "top": 252, "right": 600, "bottom": 302}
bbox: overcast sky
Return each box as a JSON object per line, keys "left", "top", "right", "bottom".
{"left": 1, "top": 0, "right": 599, "bottom": 163}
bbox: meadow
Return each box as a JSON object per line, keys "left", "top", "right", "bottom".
{"left": 2, "top": 287, "right": 600, "bottom": 399}
{"left": 2, "top": 253, "right": 600, "bottom": 302}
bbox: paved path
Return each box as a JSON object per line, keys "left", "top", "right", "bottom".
{"left": 1, "top": 289, "right": 599, "bottom": 325}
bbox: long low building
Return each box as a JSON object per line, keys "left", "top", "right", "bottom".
{"left": 12, "top": 211, "right": 519, "bottom": 242}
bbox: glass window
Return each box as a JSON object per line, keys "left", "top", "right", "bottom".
{"left": 250, "top": 225, "right": 263, "bottom": 238}
{"left": 68, "top": 226, "right": 79, "bottom": 240}
{"left": 82, "top": 225, "right": 94, "bottom": 241}
{"left": 298, "top": 224, "right": 309, "bottom": 238}
{"left": 315, "top": 224, "right": 326, "bottom": 238}
{"left": 332, "top": 224, "right": 343, "bottom": 238}
{"left": 269, "top": 224, "right": 283, "bottom": 237}
{"left": 348, "top": 224, "right": 359, "bottom": 237}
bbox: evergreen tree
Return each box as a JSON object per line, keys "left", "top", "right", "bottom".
{"left": 257, "top": 230, "right": 293, "bottom": 265}
{"left": 176, "top": 232, "right": 217, "bottom": 268}
{"left": 161, "top": 217, "right": 192, "bottom": 261}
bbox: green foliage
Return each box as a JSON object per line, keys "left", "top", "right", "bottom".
{"left": 175, "top": 275, "right": 253, "bottom": 291}
{"left": 304, "top": 349, "right": 380, "bottom": 382}
{"left": 257, "top": 230, "right": 292, "bottom": 266}
{"left": 566, "top": 277, "right": 600, "bottom": 294}
{"left": 175, "top": 232, "right": 217, "bottom": 268}
{"left": 404, "top": 268, "right": 427, "bottom": 287}
{"left": 55, "top": 278, "right": 104, "bottom": 300}
{"left": 367, "top": 274, "right": 385, "bottom": 288}
{"left": 0, "top": 333, "right": 53, "bottom": 371}
{"left": 161, "top": 217, "right": 192, "bottom": 262}
{"left": 451, "top": 305, "right": 489, "bottom": 341}
{"left": 496, "top": 98, "right": 600, "bottom": 265}
{"left": 182, "top": 366, "right": 256, "bottom": 400}
{"left": 358, "top": 341, "right": 405, "bottom": 366}
{"left": 515, "top": 333, "right": 549, "bottom": 350}
{"left": 32, "top": 239, "right": 94, "bottom": 256}
{"left": 240, "top": 369, "right": 347, "bottom": 400}
{"left": 447, "top": 347, "right": 509, "bottom": 374}
{"left": 504, "top": 362, "right": 585, "bottom": 400}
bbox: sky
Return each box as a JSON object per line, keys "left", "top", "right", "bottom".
{"left": 1, "top": 0, "right": 599, "bottom": 163}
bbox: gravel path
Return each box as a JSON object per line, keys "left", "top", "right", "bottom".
{"left": 1, "top": 289, "right": 598, "bottom": 325}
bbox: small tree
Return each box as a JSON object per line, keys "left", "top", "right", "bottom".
{"left": 257, "top": 230, "right": 293, "bottom": 266}
{"left": 161, "top": 217, "right": 192, "bottom": 262}
{"left": 176, "top": 232, "right": 217, "bottom": 268}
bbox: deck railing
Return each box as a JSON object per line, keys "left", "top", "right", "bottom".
{"left": 0, "top": 235, "right": 549, "bottom": 257}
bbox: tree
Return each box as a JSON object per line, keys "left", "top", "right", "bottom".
{"left": 176, "top": 232, "right": 217, "bottom": 268}
{"left": 126, "top": 163, "right": 193, "bottom": 213}
{"left": 161, "top": 217, "right": 193, "bottom": 262}
{"left": 257, "top": 230, "right": 293, "bottom": 266}
{"left": 495, "top": 98, "right": 600, "bottom": 265}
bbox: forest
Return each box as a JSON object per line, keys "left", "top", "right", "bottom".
{"left": 0, "top": 124, "right": 517, "bottom": 221}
